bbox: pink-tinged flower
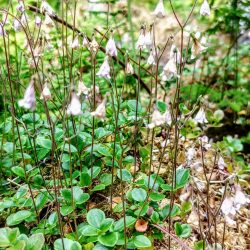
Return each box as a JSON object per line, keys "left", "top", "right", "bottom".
{"left": 40, "top": 82, "right": 51, "bottom": 100}
{"left": 147, "top": 50, "right": 156, "bottom": 65}
{"left": 187, "top": 147, "right": 196, "bottom": 162}
{"left": 35, "top": 16, "right": 42, "bottom": 27}
{"left": 200, "top": 135, "right": 211, "bottom": 149}
{"left": 106, "top": 35, "right": 118, "bottom": 57}
{"left": 191, "top": 37, "right": 207, "bottom": 59}
{"left": 218, "top": 156, "right": 226, "bottom": 170}
{"left": 20, "top": 12, "right": 28, "bottom": 26}
{"left": 125, "top": 61, "right": 134, "bottom": 75}
{"left": 0, "top": 22, "right": 6, "bottom": 36}
{"left": 194, "top": 107, "right": 208, "bottom": 124}
{"left": 91, "top": 99, "right": 106, "bottom": 119}
{"left": 44, "top": 13, "right": 54, "bottom": 28}
{"left": 161, "top": 58, "right": 177, "bottom": 81}
{"left": 148, "top": 109, "right": 166, "bottom": 129}
{"left": 89, "top": 37, "right": 99, "bottom": 52}
{"left": 77, "top": 81, "right": 89, "bottom": 96}
{"left": 18, "top": 81, "right": 36, "bottom": 111}
{"left": 97, "top": 57, "right": 111, "bottom": 79}
{"left": 144, "top": 31, "right": 152, "bottom": 48}
{"left": 153, "top": 0, "right": 166, "bottom": 18}
{"left": 41, "top": 0, "right": 55, "bottom": 16}
{"left": 170, "top": 44, "right": 181, "bottom": 64}
{"left": 16, "top": 1, "right": 25, "bottom": 12}
{"left": 136, "top": 28, "right": 146, "bottom": 50}
{"left": 13, "top": 18, "right": 21, "bottom": 31}
{"left": 200, "top": 0, "right": 211, "bottom": 16}
{"left": 70, "top": 36, "right": 80, "bottom": 49}
{"left": 82, "top": 35, "right": 89, "bottom": 47}
{"left": 67, "top": 93, "right": 83, "bottom": 116}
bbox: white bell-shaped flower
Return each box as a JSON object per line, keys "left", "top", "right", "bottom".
{"left": 40, "top": 82, "right": 51, "bottom": 100}
{"left": 90, "top": 37, "right": 99, "bottom": 52}
{"left": 147, "top": 50, "right": 156, "bottom": 65}
{"left": 106, "top": 35, "right": 118, "bottom": 57}
{"left": 148, "top": 109, "right": 166, "bottom": 129}
{"left": 200, "top": 0, "right": 211, "bottom": 16}
{"left": 97, "top": 57, "right": 111, "bottom": 79}
{"left": 82, "top": 35, "right": 89, "bottom": 47}
{"left": 153, "top": 0, "right": 166, "bottom": 18}
{"left": 77, "top": 81, "right": 89, "bottom": 96}
{"left": 144, "top": 31, "right": 152, "bottom": 48}
{"left": 218, "top": 156, "right": 226, "bottom": 170}
{"left": 18, "top": 81, "right": 36, "bottom": 111}
{"left": 41, "top": 0, "right": 55, "bottom": 16}
{"left": 170, "top": 44, "right": 181, "bottom": 64}
{"left": 67, "top": 92, "right": 83, "bottom": 116}
{"left": 91, "top": 99, "right": 106, "bottom": 120}
{"left": 125, "top": 61, "right": 134, "bottom": 75}
{"left": 161, "top": 58, "right": 177, "bottom": 81}
{"left": 70, "top": 36, "right": 79, "bottom": 49}
{"left": 194, "top": 107, "right": 208, "bottom": 124}
{"left": 191, "top": 37, "right": 207, "bottom": 59}
{"left": 136, "top": 28, "right": 146, "bottom": 50}
{"left": 35, "top": 16, "right": 42, "bottom": 27}
{"left": 13, "top": 18, "right": 21, "bottom": 31}
{"left": 20, "top": 12, "right": 28, "bottom": 26}
{"left": 44, "top": 13, "right": 54, "bottom": 28}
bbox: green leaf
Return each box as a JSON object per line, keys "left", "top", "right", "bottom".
{"left": 87, "top": 167, "right": 101, "bottom": 179}
{"left": 117, "top": 169, "right": 132, "bottom": 182}
{"left": 35, "top": 193, "right": 49, "bottom": 210}
{"left": 174, "top": 222, "right": 191, "bottom": 238}
{"left": 93, "top": 243, "right": 109, "bottom": 250}
{"left": 36, "top": 137, "right": 52, "bottom": 150}
{"left": 160, "top": 204, "right": 180, "bottom": 219}
{"left": 114, "top": 216, "right": 136, "bottom": 232}
{"left": 79, "top": 225, "right": 99, "bottom": 236}
{"left": 98, "top": 232, "right": 118, "bottom": 247}
{"left": 11, "top": 166, "right": 25, "bottom": 178}
{"left": 92, "top": 184, "right": 105, "bottom": 191}
{"left": 133, "top": 235, "right": 151, "bottom": 248}
{"left": 161, "top": 184, "right": 172, "bottom": 191}
{"left": 80, "top": 173, "right": 91, "bottom": 187}
{"left": 100, "top": 173, "right": 112, "bottom": 186}
{"left": 63, "top": 143, "right": 78, "bottom": 153}
{"left": 194, "top": 240, "right": 205, "bottom": 250}
{"left": 60, "top": 205, "right": 74, "bottom": 216}
{"left": 26, "top": 233, "right": 45, "bottom": 250}
{"left": 131, "top": 188, "right": 147, "bottom": 202}
{"left": 149, "top": 192, "right": 165, "bottom": 201}
{"left": 61, "top": 189, "right": 72, "bottom": 203}
{"left": 0, "top": 227, "right": 20, "bottom": 247}
{"left": 176, "top": 169, "right": 190, "bottom": 189}
{"left": 100, "top": 218, "right": 114, "bottom": 232}
{"left": 96, "top": 144, "right": 111, "bottom": 157}
{"left": 87, "top": 209, "right": 105, "bottom": 229}
{"left": 73, "top": 187, "right": 90, "bottom": 204}
{"left": 127, "top": 100, "right": 142, "bottom": 112}
{"left": 157, "top": 100, "right": 167, "bottom": 113}
{"left": 54, "top": 238, "right": 82, "bottom": 250}
{"left": 6, "top": 210, "right": 32, "bottom": 226}
{"left": 150, "top": 211, "right": 160, "bottom": 223}
{"left": 8, "top": 240, "right": 26, "bottom": 250}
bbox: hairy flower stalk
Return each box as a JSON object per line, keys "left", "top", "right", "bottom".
{"left": 200, "top": 0, "right": 211, "bottom": 16}
{"left": 153, "top": 0, "right": 166, "bottom": 18}
{"left": 18, "top": 80, "right": 36, "bottom": 111}
{"left": 67, "top": 92, "right": 83, "bottom": 116}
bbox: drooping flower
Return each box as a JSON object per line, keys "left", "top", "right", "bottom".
{"left": 70, "top": 36, "right": 80, "bottom": 49}
{"left": 191, "top": 36, "right": 207, "bottom": 59}
{"left": 40, "top": 82, "right": 51, "bottom": 100}
{"left": 106, "top": 35, "right": 118, "bottom": 57}
{"left": 67, "top": 92, "right": 83, "bottom": 116}
{"left": 218, "top": 156, "right": 226, "bottom": 170}
{"left": 144, "top": 31, "right": 152, "bottom": 48}
{"left": 97, "top": 56, "right": 110, "bottom": 79}
{"left": 153, "top": 0, "right": 166, "bottom": 18}
{"left": 18, "top": 80, "right": 36, "bottom": 111}
{"left": 41, "top": 0, "right": 55, "bottom": 16}
{"left": 20, "top": 12, "right": 28, "bottom": 26}
{"left": 44, "top": 13, "right": 54, "bottom": 28}
{"left": 35, "top": 16, "right": 42, "bottom": 27}
{"left": 170, "top": 44, "right": 181, "bottom": 64}
{"left": 82, "top": 35, "right": 89, "bottom": 47}
{"left": 187, "top": 147, "right": 196, "bottom": 162}
{"left": 125, "top": 61, "right": 134, "bottom": 75}
{"left": 161, "top": 58, "right": 177, "bottom": 81}
{"left": 147, "top": 49, "right": 156, "bottom": 66}
{"left": 148, "top": 109, "right": 166, "bottom": 129}
{"left": 136, "top": 28, "right": 146, "bottom": 50}
{"left": 13, "top": 18, "right": 21, "bottom": 31}
{"left": 0, "top": 22, "right": 6, "bottom": 36}
{"left": 91, "top": 99, "right": 106, "bottom": 120}
{"left": 194, "top": 107, "right": 208, "bottom": 124}
{"left": 77, "top": 81, "right": 89, "bottom": 96}
{"left": 89, "top": 37, "right": 99, "bottom": 52}
{"left": 16, "top": 1, "right": 25, "bottom": 13}
{"left": 200, "top": 0, "right": 211, "bottom": 16}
